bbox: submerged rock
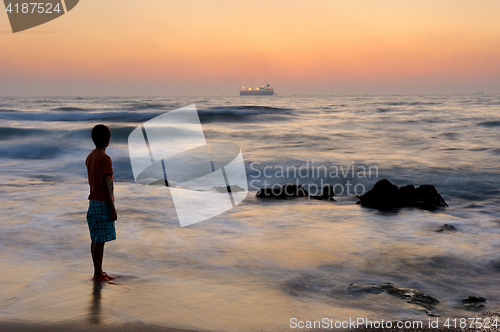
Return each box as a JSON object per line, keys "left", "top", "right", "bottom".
{"left": 347, "top": 282, "right": 439, "bottom": 315}
{"left": 214, "top": 185, "right": 246, "bottom": 193}
{"left": 256, "top": 184, "right": 309, "bottom": 199}
{"left": 285, "top": 276, "right": 440, "bottom": 317}
{"left": 256, "top": 183, "right": 339, "bottom": 201}
{"left": 462, "top": 295, "right": 487, "bottom": 303}
{"left": 462, "top": 296, "right": 487, "bottom": 310}
{"left": 436, "top": 224, "right": 457, "bottom": 232}
{"left": 357, "top": 179, "right": 448, "bottom": 211}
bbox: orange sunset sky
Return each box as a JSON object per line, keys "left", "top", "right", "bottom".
{"left": 1, "top": 0, "right": 500, "bottom": 95}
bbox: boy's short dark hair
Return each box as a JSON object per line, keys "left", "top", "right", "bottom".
{"left": 91, "top": 124, "right": 111, "bottom": 148}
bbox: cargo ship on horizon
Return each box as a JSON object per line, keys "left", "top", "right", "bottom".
{"left": 240, "top": 84, "right": 274, "bottom": 96}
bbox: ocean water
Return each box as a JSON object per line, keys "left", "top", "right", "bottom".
{"left": 0, "top": 95, "right": 499, "bottom": 331}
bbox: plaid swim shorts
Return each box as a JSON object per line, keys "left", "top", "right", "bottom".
{"left": 87, "top": 200, "right": 116, "bottom": 243}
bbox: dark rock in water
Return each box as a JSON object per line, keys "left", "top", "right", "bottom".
{"left": 357, "top": 179, "right": 447, "bottom": 211}
{"left": 384, "top": 285, "right": 439, "bottom": 309}
{"left": 412, "top": 184, "right": 448, "bottom": 211}
{"left": 149, "top": 179, "right": 169, "bottom": 186}
{"left": 355, "top": 179, "right": 402, "bottom": 209}
{"left": 462, "top": 296, "right": 487, "bottom": 303}
{"left": 255, "top": 188, "right": 284, "bottom": 199}
{"left": 436, "top": 224, "right": 457, "bottom": 232}
{"left": 256, "top": 183, "right": 336, "bottom": 201}
{"left": 285, "top": 277, "right": 440, "bottom": 317}
{"left": 310, "top": 185, "right": 336, "bottom": 201}
{"left": 399, "top": 184, "right": 416, "bottom": 203}
{"left": 281, "top": 184, "right": 309, "bottom": 197}
{"left": 214, "top": 185, "right": 246, "bottom": 193}
{"left": 347, "top": 282, "right": 439, "bottom": 314}
{"left": 443, "top": 224, "right": 456, "bottom": 231}
{"left": 256, "top": 184, "right": 309, "bottom": 199}
{"left": 346, "top": 283, "right": 388, "bottom": 295}
{"left": 462, "top": 296, "right": 487, "bottom": 310}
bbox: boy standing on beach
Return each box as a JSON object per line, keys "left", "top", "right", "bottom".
{"left": 86, "top": 124, "right": 118, "bottom": 283}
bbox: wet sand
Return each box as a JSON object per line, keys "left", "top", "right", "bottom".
{"left": 4, "top": 310, "right": 499, "bottom": 332}
{"left": 0, "top": 320, "right": 491, "bottom": 332}
{"left": 0, "top": 320, "right": 199, "bottom": 332}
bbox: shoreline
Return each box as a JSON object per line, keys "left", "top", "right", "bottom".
{"left": 2, "top": 312, "right": 499, "bottom": 332}
{"left": 0, "top": 321, "right": 485, "bottom": 332}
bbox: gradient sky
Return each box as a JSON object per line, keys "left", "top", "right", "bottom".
{"left": 1, "top": 0, "right": 500, "bottom": 95}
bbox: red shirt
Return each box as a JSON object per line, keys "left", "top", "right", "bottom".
{"left": 86, "top": 149, "right": 114, "bottom": 202}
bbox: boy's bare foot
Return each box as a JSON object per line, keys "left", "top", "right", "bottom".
{"left": 102, "top": 272, "right": 116, "bottom": 280}
{"left": 94, "top": 273, "right": 115, "bottom": 284}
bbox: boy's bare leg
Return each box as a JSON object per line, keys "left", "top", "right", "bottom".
{"left": 91, "top": 241, "right": 105, "bottom": 280}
